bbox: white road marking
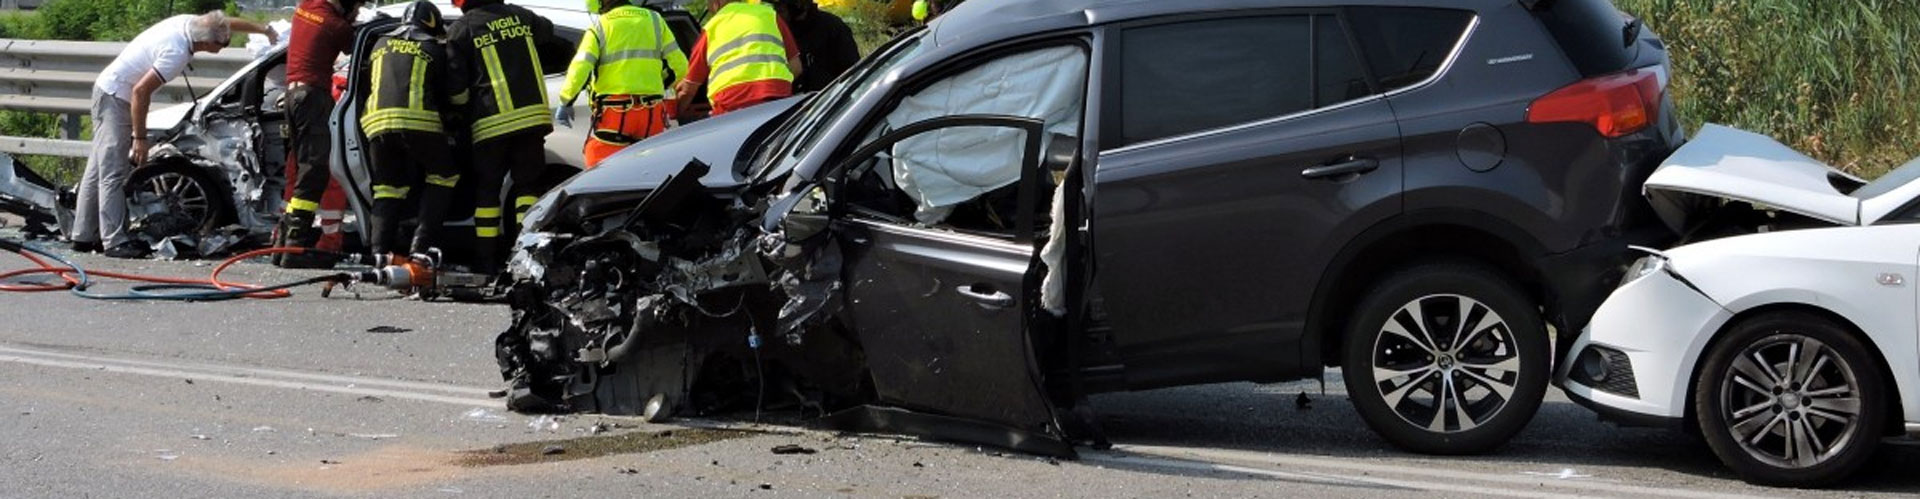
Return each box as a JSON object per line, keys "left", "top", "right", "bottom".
{"left": 0, "top": 344, "right": 493, "bottom": 396}
{"left": 1117, "top": 445, "right": 1780, "bottom": 499}
{"left": 0, "top": 347, "right": 499, "bottom": 407}
{"left": 1081, "top": 451, "right": 1589, "bottom": 498}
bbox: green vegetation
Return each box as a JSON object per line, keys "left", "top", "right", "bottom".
{"left": 821, "top": 0, "right": 901, "bottom": 54}
{"left": 1620, "top": 0, "right": 1920, "bottom": 177}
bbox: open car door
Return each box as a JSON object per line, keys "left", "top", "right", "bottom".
{"left": 796, "top": 115, "right": 1075, "bottom": 456}
{"left": 330, "top": 17, "right": 403, "bottom": 241}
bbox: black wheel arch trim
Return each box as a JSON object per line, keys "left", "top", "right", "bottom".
{"left": 1303, "top": 208, "right": 1552, "bottom": 370}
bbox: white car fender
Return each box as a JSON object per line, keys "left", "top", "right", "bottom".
{"left": 1665, "top": 225, "right": 1920, "bottom": 421}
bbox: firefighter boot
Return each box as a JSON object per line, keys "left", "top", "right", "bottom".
{"left": 274, "top": 210, "right": 338, "bottom": 269}
{"left": 271, "top": 210, "right": 317, "bottom": 266}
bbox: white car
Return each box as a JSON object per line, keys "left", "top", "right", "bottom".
{"left": 1562, "top": 124, "right": 1920, "bottom": 487}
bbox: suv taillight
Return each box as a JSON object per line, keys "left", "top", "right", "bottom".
{"left": 1526, "top": 68, "right": 1662, "bottom": 138}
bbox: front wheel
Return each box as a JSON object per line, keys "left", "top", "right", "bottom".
{"left": 1694, "top": 311, "right": 1885, "bottom": 488}
{"left": 126, "top": 162, "right": 230, "bottom": 238}
{"left": 1342, "top": 262, "right": 1548, "bottom": 454}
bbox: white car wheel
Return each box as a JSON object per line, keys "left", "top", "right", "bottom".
{"left": 1695, "top": 311, "right": 1886, "bottom": 488}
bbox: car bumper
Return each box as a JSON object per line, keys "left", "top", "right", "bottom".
{"left": 1557, "top": 266, "right": 1731, "bottom": 426}
{"left": 1538, "top": 224, "right": 1676, "bottom": 350}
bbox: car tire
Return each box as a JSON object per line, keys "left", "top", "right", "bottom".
{"left": 126, "top": 162, "right": 230, "bottom": 237}
{"left": 1342, "top": 261, "right": 1548, "bottom": 454}
{"left": 1693, "top": 311, "right": 1885, "bottom": 488}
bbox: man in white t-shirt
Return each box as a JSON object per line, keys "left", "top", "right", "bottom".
{"left": 73, "top": 11, "right": 276, "bottom": 258}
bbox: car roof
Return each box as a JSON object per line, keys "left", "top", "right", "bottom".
{"left": 931, "top": 0, "right": 1513, "bottom": 48}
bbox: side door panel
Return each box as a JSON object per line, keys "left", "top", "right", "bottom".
{"left": 838, "top": 221, "right": 1054, "bottom": 430}
{"left": 1094, "top": 102, "right": 1402, "bottom": 387}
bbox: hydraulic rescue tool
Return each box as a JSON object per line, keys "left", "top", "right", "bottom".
{"left": 331, "top": 250, "right": 495, "bottom": 299}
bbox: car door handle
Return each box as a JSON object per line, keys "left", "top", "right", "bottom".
{"left": 956, "top": 284, "right": 1014, "bottom": 310}
{"left": 1301, "top": 157, "right": 1380, "bottom": 180}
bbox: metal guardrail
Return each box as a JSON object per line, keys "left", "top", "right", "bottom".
{"left": 0, "top": 38, "right": 252, "bottom": 157}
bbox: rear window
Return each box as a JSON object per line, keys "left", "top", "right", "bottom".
{"left": 1531, "top": 0, "right": 1640, "bottom": 76}
{"left": 1345, "top": 7, "right": 1474, "bottom": 91}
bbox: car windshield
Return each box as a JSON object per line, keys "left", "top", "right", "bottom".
{"left": 749, "top": 30, "right": 930, "bottom": 183}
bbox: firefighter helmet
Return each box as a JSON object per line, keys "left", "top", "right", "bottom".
{"left": 402, "top": 0, "right": 446, "bottom": 36}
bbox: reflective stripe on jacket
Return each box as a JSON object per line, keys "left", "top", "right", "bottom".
{"left": 449, "top": 2, "right": 559, "bottom": 143}
{"left": 361, "top": 31, "right": 455, "bottom": 138}
{"left": 561, "top": 6, "right": 689, "bottom": 103}
{"left": 702, "top": 1, "right": 793, "bottom": 100}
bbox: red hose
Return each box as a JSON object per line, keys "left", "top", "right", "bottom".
{"left": 1, "top": 246, "right": 318, "bottom": 299}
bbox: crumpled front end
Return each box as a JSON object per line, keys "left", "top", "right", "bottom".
{"left": 0, "top": 153, "right": 72, "bottom": 239}
{"left": 493, "top": 159, "right": 1079, "bottom": 456}
{"left": 495, "top": 161, "right": 865, "bottom": 417}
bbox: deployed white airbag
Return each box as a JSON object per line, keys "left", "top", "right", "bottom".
{"left": 881, "top": 46, "right": 1088, "bottom": 224}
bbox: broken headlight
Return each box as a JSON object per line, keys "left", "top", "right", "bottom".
{"left": 508, "top": 231, "right": 557, "bottom": 282}
{"left": 1618, "top": 253, "right": 1668, "bottom": 290}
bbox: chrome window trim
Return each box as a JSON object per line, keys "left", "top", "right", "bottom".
{"left": 847, "top": 218, "right": 1032, "bottom": 255}
{"left": 1103, "top": 14, "right": 1481, "bottom": 156}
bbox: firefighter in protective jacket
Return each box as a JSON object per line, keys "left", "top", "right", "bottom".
{"left": 446, "top": 0, "right": 569, "bottom": 273}
{"left": 555, "top": 0, "right": 688, "bottom": 169}
{"left": 360, "top": 1, "right": 462, "bottom": 261}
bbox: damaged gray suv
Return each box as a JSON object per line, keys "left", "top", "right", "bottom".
{"left": 498, "top": 0, "right": 1686, "bottom": 456}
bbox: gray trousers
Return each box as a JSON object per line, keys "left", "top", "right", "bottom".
{"left": 72, "top": 88, "right": 134, "bottom": 247}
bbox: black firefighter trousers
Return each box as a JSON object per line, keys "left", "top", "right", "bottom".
{"left": 469, "top": 132, "right": 545, "bottom": 273}
{"left": 367, "top": 131, "right": 458, "bottom": 257}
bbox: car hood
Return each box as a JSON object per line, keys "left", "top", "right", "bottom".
{"left": 147, "top": 102, "right": 196, "bottom": 136}
{"left": 1645, "top": 124, "right": 1866, "bottom": 228}
{"left": 547, "top": 97, "right": 802, "bottom": 198}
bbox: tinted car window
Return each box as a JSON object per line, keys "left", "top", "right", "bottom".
{"left": 1532, "top": 0, "right": 1639, "bottom": 77}
{"left": 1346, "top": 7, "right": 1473, "bottom": 91}
{"left": 1117, "top": 16, "right": 1311, "bottom": 147}
{"left": 1314, "top": 15, "right": 1369, "bottom": 107}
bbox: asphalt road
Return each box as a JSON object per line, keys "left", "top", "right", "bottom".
{"left": 3, "top": 233, "right": 1919, "bottom": 498}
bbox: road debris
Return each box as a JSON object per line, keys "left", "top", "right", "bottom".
{"left": 455, "top": 428, "right": 752, "bottom": 467}
{"left": 365, "top": 326, "right": 412, "bottom": 334}
{"left": 529, "top": 415, "right": 563, "bottom": 432}
{"left": 347, "top": 433, "right": 401, "bottom": 440}
{"left": 769, "top": 444, "right": 816, "bottom": 455}
{"left": 540, "top": 445, "right": 566, "bottom": 456}
{"left": 461, "top": 408, "right": 510, "bottom": 424}
{"left": 189, "top": 434, "right": 211, "bottom": 440}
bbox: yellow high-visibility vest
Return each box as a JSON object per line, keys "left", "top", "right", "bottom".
{"left": 702, "top": 0, "right": 793, "bottom": 99}
{"left": 560, "top": 5, "right": 690, "bottom": 103}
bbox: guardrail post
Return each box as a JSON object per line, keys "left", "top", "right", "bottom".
{"left": 58, "top": 112, "right": 79, "bottom": 140}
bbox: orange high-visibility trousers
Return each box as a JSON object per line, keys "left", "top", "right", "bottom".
{"left": 583, "top": 95, "right": 670, "bottom": 169}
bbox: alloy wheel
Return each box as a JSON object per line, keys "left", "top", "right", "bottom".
{"left": 143, "top": 171, "right": 212, "bottom": 221}
{"left": 1370, "top": 293, "right": 1522, "bottom": 433}
{"left": 1719, "top": 333, "right": 1863, "bottom": 469}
